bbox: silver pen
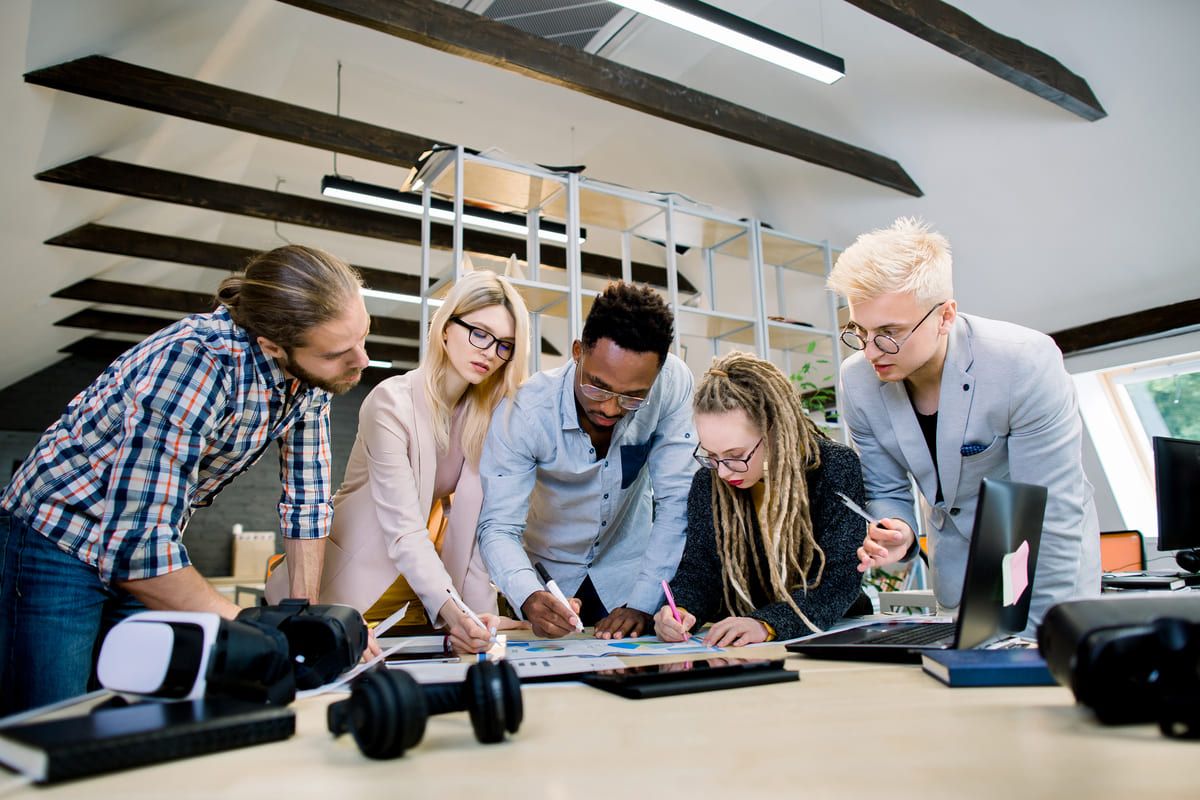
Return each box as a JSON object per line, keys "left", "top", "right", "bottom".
{"left": 836, "top": 491, "right": 879, "bottom": 526}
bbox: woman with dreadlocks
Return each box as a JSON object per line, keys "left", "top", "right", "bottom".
{"left": 655, "top": 351, "right": 866, "bottom": 646}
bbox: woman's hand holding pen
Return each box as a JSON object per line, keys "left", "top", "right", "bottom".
{"left": 653, "top": 605, "right": 696, "bottom": 642}
{"left": 439, "top": 598, "right": 494, "bottom": 654}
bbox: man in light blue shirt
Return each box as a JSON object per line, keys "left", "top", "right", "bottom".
{"left": 478, "top": 282, "right": 697, "bottom": 638}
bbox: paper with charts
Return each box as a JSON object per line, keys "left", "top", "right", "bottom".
{"left": 504, "top": 635, "right": 724, "bottom": 659}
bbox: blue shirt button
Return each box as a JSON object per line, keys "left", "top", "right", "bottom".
{"left": 601, "top": 521, "right": 607, "bottom": 527}
{"left": 603, "top": 493, "right": 609, "bottom": 500}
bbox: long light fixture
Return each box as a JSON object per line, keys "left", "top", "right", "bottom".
{"left": 359, "top": 287, "right": 444, "bottom": 307}
{"left": 321, "top": 175, "right": 584, "bottom": 244}
{"left": 610, "top": 0, "right": 844, "bottom": 84}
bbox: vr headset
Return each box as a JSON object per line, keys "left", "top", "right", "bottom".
{"left": 1038, "top": 593, "right": 1200, "bottom": 738}
{"left": 98, "top": 600, "right": 366, "bottom": 706}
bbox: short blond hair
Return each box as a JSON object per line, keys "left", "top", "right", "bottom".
{"left": 826, "top": 217, "right": 953, "bottom": 306}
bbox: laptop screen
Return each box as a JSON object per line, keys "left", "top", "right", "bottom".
{"left": 955, "top": 478, "right": 1047, "bottom": 648}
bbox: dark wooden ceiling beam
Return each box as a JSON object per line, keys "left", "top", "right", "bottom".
{"left": 46, "top": 225, "right": 560, "bottom": 354}
{"left": 843, "top": 0, "right": 1105, "bottom": 121}
{"left": 36, "top": 157, "right": 695, "bottom": 294}
{"left": 277, "top": 0, "right": 922, "bottom": 195}
{"left": 24, "top": 55, "right": 436, "bottom": 169}
{"left": 47, "top": 223, "right": 421, "bottom": 296}
{"left": 53, "top": 300, "right": 419, "bottom": 341}
{"left": 52, "top": 279, "right": 213, "bottom": 315}
{"left": 57, "top": 308, "right": 183, "bottom": 337}
{"left": 1050, "top": 298, "right": 1200, "bottom": 355}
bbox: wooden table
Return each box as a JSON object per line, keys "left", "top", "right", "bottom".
{"left": 8, "top": 644, "right": 1194, "bottom": 799}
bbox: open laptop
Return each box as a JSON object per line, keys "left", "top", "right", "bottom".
{"left": 787, "top": 478, "right": 1047, "bottom": 664}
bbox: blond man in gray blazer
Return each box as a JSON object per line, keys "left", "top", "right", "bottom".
{"left": 828, "top": 218, "right": 1100, "bottom": 630}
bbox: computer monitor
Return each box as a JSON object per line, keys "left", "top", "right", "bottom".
{"left": 1152, "top": 435, "right": 1200, "bottom": 571}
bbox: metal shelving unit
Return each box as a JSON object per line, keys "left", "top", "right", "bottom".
{"left": 405, "top": 147, "right": 845, "bottom": 436}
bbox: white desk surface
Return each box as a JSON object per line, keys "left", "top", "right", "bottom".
{"left": 6, "top": 642, "right": 1193, "bottom": 800}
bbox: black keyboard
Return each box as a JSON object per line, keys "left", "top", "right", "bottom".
{"left": 869, "top": 622, "right": 956, "bottom": 646}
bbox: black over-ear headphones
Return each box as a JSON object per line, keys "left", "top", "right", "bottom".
{"left": 327, "top": 660, "right": 523, "bottom": 758}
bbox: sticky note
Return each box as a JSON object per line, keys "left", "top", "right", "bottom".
{"left": 1001, "top": 540, "right": 1030, "bottom": 606}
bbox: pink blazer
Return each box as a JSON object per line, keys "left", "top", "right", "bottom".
{"left": 266, "top": 367, "right": 496, "bottom": 620}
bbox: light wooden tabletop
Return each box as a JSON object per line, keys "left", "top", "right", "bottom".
{"left": 7, "top": 642, "right": 1193, "bottom": 800}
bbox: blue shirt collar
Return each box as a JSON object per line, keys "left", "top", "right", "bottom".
{"left": 559, "top": 360, "right": 583, "bottom": 432}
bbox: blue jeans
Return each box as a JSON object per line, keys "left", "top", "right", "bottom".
{"left": 0, "top": 511, "right": 144, "bottom": 716}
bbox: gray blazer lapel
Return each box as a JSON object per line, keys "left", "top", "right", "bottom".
{"left": 937, "top": 318, "right": 975, "bottom": 509}
{"left": 881, "top": 379, "right": 938, "bottom": 502}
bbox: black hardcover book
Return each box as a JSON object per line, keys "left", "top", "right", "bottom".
{"left": 0, "top": 698, "right": 294, "bottom": 784}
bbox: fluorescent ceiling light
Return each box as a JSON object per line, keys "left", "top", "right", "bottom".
{"left": 611, "top": 0, "right": 844, "bottom": 84}
{"left": 366, "top": 359, "right": 394, "bottom": 369}
{"left": 359, "top": 287, "right": 444, "bottom": 307}
{"left": 322, "top": 175, "right": 584, "bottom": 244}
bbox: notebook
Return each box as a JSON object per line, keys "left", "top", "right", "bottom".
{"left": 0, "top": 698, "right": 294, "bottom": 784}
{"left": 787, "top": 478, "right": 1047, "bottom": 664}
{"left": 921, "top": 648, "right": 1055, "bottom": 687}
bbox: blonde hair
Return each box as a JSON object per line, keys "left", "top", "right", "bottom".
{"left": 217, "top": 245, "right": 363, "bottom": 350}
{"left": 694, "top": 352, "right": 827, "bottom": 634}
{"left": 826, "top": 217, "right": 953, "bottom": 307}
{"left": 423, "top": 271, "right": 530, "bottom": 465}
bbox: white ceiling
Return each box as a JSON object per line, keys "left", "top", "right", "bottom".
{"left": 2, "top": 0, "right": 1198, "bottom": 391}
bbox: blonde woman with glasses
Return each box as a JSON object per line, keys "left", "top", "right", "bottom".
{"left": 654, "top": 352, "right": 867, "bottom": 646}
{"left": 268, "top": 269, "right": 531, "bottom": 653}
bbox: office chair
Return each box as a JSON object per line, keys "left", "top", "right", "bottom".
{"left": 1099, "top": 530, "right": 1146, "bottom": 573}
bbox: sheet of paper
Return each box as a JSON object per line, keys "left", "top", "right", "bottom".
{"left": 503, "top": 634, "right": 724, "bottom": 659}
{"left": 369, "top": 602, "right": 412, "bottom": 638}
{"left": 390, "top": 656, "right": 625, "bottom": 684}
{"left": 1001, "top": 540, "right": 1031, "bottom": 606}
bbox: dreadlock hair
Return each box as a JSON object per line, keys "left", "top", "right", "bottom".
{"left": 694, "top": 351, "right": 828, "bottom": 634}
{"left": 581, "top": 281, "right": 674, "bottom": 364}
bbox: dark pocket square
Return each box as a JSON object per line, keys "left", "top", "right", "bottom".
{"left": 960, "top": 442, "right": 989, "bottom": 457}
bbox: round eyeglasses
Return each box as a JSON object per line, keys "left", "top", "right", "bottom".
{"left": 840, "top": 302, "right": 945, "bottom": 355}
{"left": 693, "top": 437, "right": 764, "bottom": 473}
{"left": 450, "top": 317, "right": 515, "bottom": 362}
{"left": 576, "top": 358, "right": 646, "bottom": 411}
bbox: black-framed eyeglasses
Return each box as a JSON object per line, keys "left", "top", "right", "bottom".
{"left": 450, "top": 317, "right": 515, "bottom": 362}
{"left": 576, "top": 357, "right": 647, "bottom": 411}
{"left": 840, "top": 302, "right": 946, "bottom": 355}
{"left": 693, "top": 437, "right": 764, "bottom": 473}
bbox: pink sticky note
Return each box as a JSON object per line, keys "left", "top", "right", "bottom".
{"left": 1001, "top": 540, "right": 1031, "bottom": 606}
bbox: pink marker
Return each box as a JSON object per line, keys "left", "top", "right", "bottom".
{"left": 661, "top": 579, "right": 684, "bottom": 630}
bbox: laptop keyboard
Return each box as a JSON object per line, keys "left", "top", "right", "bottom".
{"left": 869, "top": 622, "right": 956, "bottom": 646}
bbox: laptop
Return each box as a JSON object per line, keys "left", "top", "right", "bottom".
{"left": 787, "top": 478, "right": 1047, "bottom": 664}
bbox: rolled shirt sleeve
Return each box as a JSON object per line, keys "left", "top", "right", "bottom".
{"left": 623, "top": 364, "right": 695, "bottom": 613}
{"left": 278, "top": 390, "right": 334, "bottom": 541}
{"left": 477, "top": 399, "right": 545, "bottom": 614}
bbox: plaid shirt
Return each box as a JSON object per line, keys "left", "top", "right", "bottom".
{"left": 1, "top": 306, "right": 333, "bottom": 585}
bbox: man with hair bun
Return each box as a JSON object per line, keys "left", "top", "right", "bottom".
{"left": 0, "top": 244, "right": 370, "bottom": 714}
{"left": 828, "top": 218, "right": 1099, "bottom": 632}
{"left": 477, "top": 281, "right": 697, "bottom": 640}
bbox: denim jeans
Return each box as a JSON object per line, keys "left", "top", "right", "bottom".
{"left": 0, "top": 511, "right": 144, "bottom": 716}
